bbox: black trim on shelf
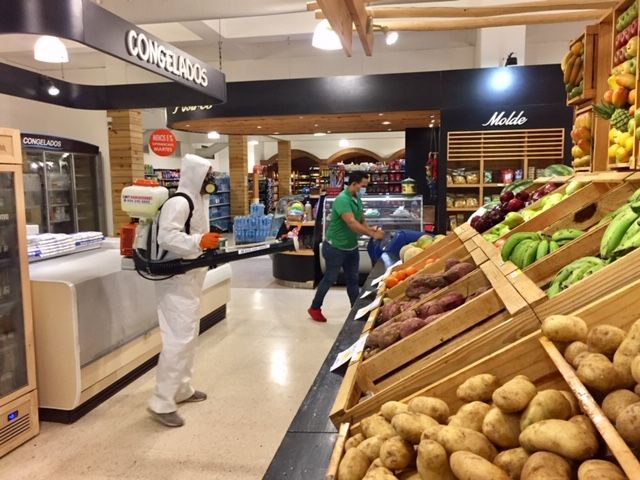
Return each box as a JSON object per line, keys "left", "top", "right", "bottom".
{"left": 38, "top": 304, "right": 227, "bottom": 424}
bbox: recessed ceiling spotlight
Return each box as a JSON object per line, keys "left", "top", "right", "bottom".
{"left": 385, "top": 30, "right": 399, "bottom": 46}
{"left": 47, "top": 83, "right": 60, "bottom": 96}
{"left": 430, "top": 115, "right": 435, "bottom": 119}
{"left": 314, "top": 124, "right": 319, "bottom": 127}
{"left": 298, "top": 116, "right": 304, "bottom": 119}
{"left": 185, "top": 124, "right": 191, "bottom": 127}
{"left": 327, "top": 130, "right": 332, "bottom": 134}
{"left": 387, "top": 128, "right": 392, "bottom": 131}
{"left": 381, "top": 121, "right": 391, "bottom": 125}
{"left": 314, "top": 132, "right": 326, "bottom": 137}
{"left": 429, "top": 124, "right": 435, "bottom": 128}
{"left": 312, "top": 19, "right": 342, "bottom": 51}
{"left": 257, "top": 126, "right": 262, "bottom": 129}
{"left": 207, "top": 131, "right": 220, "bottom": 139}
{"left": 339, "top": 139, "right": 349, "bottom": 147}
{"left": 378, "top": 113, "right": 384, "bottom": 116}
{"left": 248, "top": 140, "right": 259, "bottom": 146}
{"left": 34, "top": 36, "right": 69, "bottom": 63}
{"left": 274, "top": 132, "right": 280, "bottom": 135}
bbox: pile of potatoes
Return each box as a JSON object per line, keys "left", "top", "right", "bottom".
{"left": 542, "top": 314, "right": 640, "bottom": 452}
{"left": 337, "top": 371, "right": 627, "bottom": 480}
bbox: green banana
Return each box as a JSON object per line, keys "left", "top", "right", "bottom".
{"left": 614, "top": 223, "right": 640, "bottom": 257}
{"left": 600, "top": 206, "right": 639, "bottom": 259}
{"left": 547, "top": 265, "right": 575, "bottom": 298}
{"left": 628, "top": 187, "right": 640, "bottom": 203}
{"left": 549, "top": 240, "right": 560, "bottom": 253}
{"left": 551, "top": 229, "right": 583, "bottom": 243}
{"left": 536, "top": 239, "right": 550, "bottom": 261}
{"left": 510, "top": 239, "right": 533, "bottom": 269}
{"left": 598, "top": 204, "right": 630, "bottom": 226}
{"left": 563, "top": 262, "right": 597, "bottom": 289}
{"left": 520, "top": 240, "right": 540, "bottom": 268}
{"left": 501, "top": 232, "right": 541, "bottom": 262}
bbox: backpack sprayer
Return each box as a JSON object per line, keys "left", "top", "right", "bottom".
{"left": 119, "top": 180, "right": 297, "bottom": 280}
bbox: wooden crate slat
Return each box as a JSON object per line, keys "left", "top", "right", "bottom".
{"left": 480, "top": 262, "right": 529, "bottom": 315}
{"left": 324, "top": 422, "right": 350, "bottom": 480}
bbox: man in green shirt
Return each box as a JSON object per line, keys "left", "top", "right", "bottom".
{"left": 308, "top": 172, "right": 384, "bottom": 323}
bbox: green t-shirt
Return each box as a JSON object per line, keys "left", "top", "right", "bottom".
{"left": 327, "top": 188, "right": 363, "bottom": 250}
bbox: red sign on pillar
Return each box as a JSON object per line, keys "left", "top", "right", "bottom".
{"left": 149, "top": 129, "right": 177, "bottom": 156}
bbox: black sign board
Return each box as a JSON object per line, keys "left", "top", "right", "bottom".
{"left": 21, "top": 133, "right": 100, "bottom": 154}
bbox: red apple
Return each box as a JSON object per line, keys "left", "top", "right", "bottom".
{"left": 515, "top": 190, "right": 530, "bottom": 202}
{"left": 507, "top": 198, "right": 525, "bottom": 212}
{"left": 500, "top": 191, "right": 514, "bottom": 203}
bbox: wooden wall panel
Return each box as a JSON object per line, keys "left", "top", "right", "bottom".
{"left": 278, "top": 140, "right": 292, "bottom": 197}
{"left": 229, "top": 135, "right": 248, "bottom": 217}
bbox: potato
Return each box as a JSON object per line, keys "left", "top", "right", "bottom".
{"left": 569, "top": 415, "right": 598, "bottom": 439}
{"left": 520, "top": 390, "right": 572, "bottom": 430}
{"left": 362, "top": 414, "right": 397, "bottom": 440}
{"left": 416, "top": 439, "right": 456, "bottom": 480}
{"left": 574, "top": 351, "right": 591, "bottom": 368}
{"left": 519, "top": 419, "right": 599, "bottom": 460}
{"left": 613, "top": 318, "right": 640, "bottom": 387}
{"left": 358, "top": 436, "right": 384, "bottom": 462}
{"left": 391, "top": 412, "right": 438, "bottom": 444}
{"left": 457, "top": 374, "right": 500, "bottom": 402}
{"left": 577, "top": 353, "right": 621, "bottom": 393}
{"left": 615, "top": 402, "right": 640, "bottom": 449}
{"left": 577, "top": 459, "right": 626, "bottom": 480}
{"left": 449, "top": 401, "right": 491, "bottom": 432}
{"left": 345, "top": 433, "right": 365, "bottom": 450}
{"left": 396, "top": 470, "right": 419, "bottom": 480}
{"left": 632, "top": 355, "right": 640, "bottom": 384}
{"left": 602, "top": 389, "right": 640, "bottom": 422}
{"left": 420, "top": 424, "right": 444, "bottom": 442}
{"left": 558, "top": 390, "right": 580, "bottom": 417}
{"left": 492, "top": 375, "right": 537, "bottom": 413}
{"left": 366, "top": 458, "right": 384, "bottom": 473}
{"left": 482, "top": 407, "right": 521, "bottom": 448}
{"left": 407, "top": 396, "right": 449, "bottom": 423}
{"left": 520, "top": 451, "right": 571, "bottom": 480}
{"left": 493, "top": 448, "right": 530, "bottom": 480}
{"left": 381, "top": 401, "right": 409, "bottom": 421}
{"left": 437, "top": 425, "right": 498, "bottom": 461}
{"left": 587, "top": 325, "right": 626, "bottom": 358}
{"left": 449, "top": 451, "right": 510, "bottom": 480}
{"left": 564, "top": 341, "right": 589, "bottom": 368}
{"left": 363, "top": 467, "right": 397, "bottom": 480}
{"left": 635, "top": 384, "right": 640, "bottom": 396}
{"left": 379, "top": 436, "right": 415, "bottom": 471}
{"left": 338, "top": 447, "right": 371, "bottom": 480}
{"left": 541, "top": 314, "right": 588, "bottom": 342}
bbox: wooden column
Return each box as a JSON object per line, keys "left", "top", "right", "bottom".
{"left": 108, "top": 109, "right": 143, "bottom": 233}
{"left": 229, "top": 135, "right": 248, "bottom": 216}
{"left": 278, "top": 140, "right": 292, "bottom": 196}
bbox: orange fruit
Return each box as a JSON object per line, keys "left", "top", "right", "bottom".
{"left": 385, "top": 277, "right": 399, "bottom": 288}
{"left": 405, "top": 266, "right": 418, "bottom": 276}
{"left": 394, "top": 270, "right": 408, "bottom": 280}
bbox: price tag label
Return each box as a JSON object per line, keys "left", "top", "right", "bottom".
{"left": 355, "top": 295, "right": 382, "bottom": 320}
{"left": 360, "top": 288, "right": 376, "bottom": 299}
{"left": 330, "top": 334, "right": 369, "bottom": 371}
{"left": 370, "top": 260, "right": 402, "bottom": 287}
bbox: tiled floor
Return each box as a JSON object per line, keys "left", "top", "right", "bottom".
{"left": 1, "top": 257, "right": 349, "bottom": 479}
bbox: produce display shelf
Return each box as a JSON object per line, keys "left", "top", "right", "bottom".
{"left": 539, "top": 336, "right": 640, "bottom": 479}
{"left": 482, "top": 183, "right": 511, "bottom": 187}
{"left": 280, "top": 249, "right": 314, "bottom": 256}
{"left": 573, "top": 167, "right": 591, "bottom": 172}
{"left": 446, "top": 183, "right": 481, "bottom": 188}
{"left": 610, "top": 162, "right": 631, "bottom": 169}
{"left": 286, "top": 221, "right": 315, "bottom": 228}
{"left": 447, "top": 207, "right": 477, "bottom": 212}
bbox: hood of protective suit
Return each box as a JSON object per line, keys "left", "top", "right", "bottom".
{"left": 177, "top": 154, "right": 211, "bottom": 198}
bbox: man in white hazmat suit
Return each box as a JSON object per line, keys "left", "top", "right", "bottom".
{"left": 148, "top": 154, "right": 221, "bottom": 427}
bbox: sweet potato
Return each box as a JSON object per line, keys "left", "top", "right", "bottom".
{"left": 416, "top": 301, "right": 445, "bottom": 319}
{"left": 367, "top": 322, "right": 403, "bottom": 349}
{"left": 399, "top": 317, "right": 428, "bottom": 338}
{"left": 466, "top": 286, "right": 491, "bottom": 301}
{"left": 393, "top": 309, "right": 418, "bottom": 324}
{"left": 406, "top": 274, "right": 449, "bottom": 298}
{"left": 437, "top": 292, "right": 466, "bottom": 312}
{"left": 445, "top": 258, "right": 460, "bottom": 270}
{"left": 378, "top": 301, "right": 402, "bottom": 325}
{"left": 443, "top": 262, "right": 475, "bottom": 283}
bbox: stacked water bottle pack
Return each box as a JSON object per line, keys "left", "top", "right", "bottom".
{"left": 27, "top": 232, "right": 104, "bottom": 261}
{"left": 233, "top": 203, "right": 284, "bottom": 244}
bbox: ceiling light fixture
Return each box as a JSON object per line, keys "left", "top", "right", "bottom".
{"left": 47, "top": 83, "right": 60, "bottom": 96}
{"left": 274, "top": 132, "right": 280, "bottom": 135}
{"left": 248, "top": 140, "right": 259, "bottom": 146}
{"left": 207, "top": 131, "right": 220, "bottom": 139}
{"left": 314, "top": 132, "right": 327, "bottom": 137}
{"left": 339, "top": 139, "right": 349, "bottom": 147}
{"left": 257, "top": 126, "right": 262, "bottom": 129}
{"left": 312, "top": 20, "right": 342, "bottom": 51}
{"left": 378, "top": 113, "right": 384, "bottom": 116}
{"left": 34, "top": 36, "right": 69, "bottom": 63}
{"left": 382, "top": 121, "right": 391, "bottom": 125}
{"left": 384, "top": 29, "right": 399, "bottom": 46}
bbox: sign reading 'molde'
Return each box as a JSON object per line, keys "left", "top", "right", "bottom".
{"left": 482, "top": 111, "right": 528, "bottom": 127}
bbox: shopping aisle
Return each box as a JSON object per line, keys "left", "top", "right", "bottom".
{"left": 1, "top": 257, "right": 348, "bottom": 480}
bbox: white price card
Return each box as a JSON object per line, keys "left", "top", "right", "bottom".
{"left": 360, "top": 288, "right": 376, "bottom": 299}
{"left": 355, "top": 295, "right": 382, "bottom": 320}
{"left": 330, "top": 334, "right": 369, "bottom": 372}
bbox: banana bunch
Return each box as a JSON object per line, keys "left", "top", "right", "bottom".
{"left": 561, "top": 41, "right": 584, "bottom": 99}
{"left": 547, "top": 257, "right": 607, "bottom": 298}
{"left": 501, "top": 229, "right": 584, "bottom": 269}
{"left": 600, "top": 204, "right": 640, "bottom": 259}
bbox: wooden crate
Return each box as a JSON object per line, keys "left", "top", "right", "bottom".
{"left": 566, "top": 25, "right": 598, "bottom": 106}
{"left": 329, "top": 261, "right": 534, "bottom": 426}
{"left": 328, "top": 280, "right": 640, "bottom": 480}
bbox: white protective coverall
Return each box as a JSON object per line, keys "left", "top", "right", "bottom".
{"left": 148, "top": 154, "right": 211, "bottom": 414}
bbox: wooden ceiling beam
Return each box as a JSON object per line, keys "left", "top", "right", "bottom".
{"left": 316, "top": 0, "right": 355, "bottom": 57}
{"left": 345, "top": 0, "right": 374, "bottom": 56}
{"left": 374, "top": 10, "right": 606, "bottom": 31}
{"left": 368, "top": 0, "right": 617, "bottom": 18}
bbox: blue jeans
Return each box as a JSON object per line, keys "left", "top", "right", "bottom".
{"left": 311, "top": 242, "right": 360, "bottom": 309}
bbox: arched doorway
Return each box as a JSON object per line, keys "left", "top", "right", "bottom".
{"left": 265, "top": 149, "right": 324, "bottom": 194}
{"left": 327, "top": 148, "right": 384, "bottom": 165}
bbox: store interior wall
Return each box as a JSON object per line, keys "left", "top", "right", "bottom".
{"left": 0, "top": 93, "right": 113, "bottom": 235}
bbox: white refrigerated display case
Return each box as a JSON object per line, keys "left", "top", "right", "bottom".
{"left": 319, "top": 194, "right": 423, "bottom": 275}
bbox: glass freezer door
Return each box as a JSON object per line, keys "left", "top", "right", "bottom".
{"left": 72, "top": 153, "right": 101, "bottom": 232}
{"left": 22, "top": 151, "right": 46, "bottom": 233}
{"left": 44, "top": 152, "right": 75, "bottom": 233}
{"left": 0, "top": 171, "right": 29, "bottom": 397}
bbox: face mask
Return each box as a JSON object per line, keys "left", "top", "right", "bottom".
{"left": 359, "top": 187, "right": 367, "bottom": 196}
